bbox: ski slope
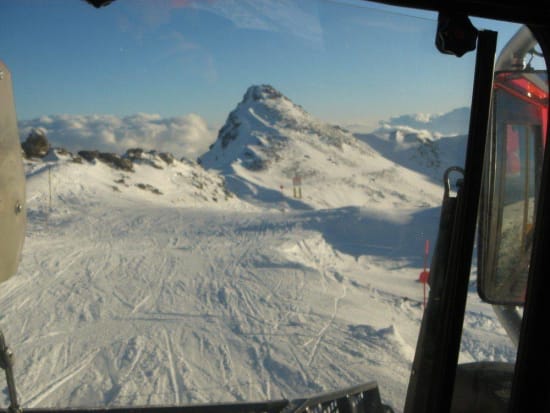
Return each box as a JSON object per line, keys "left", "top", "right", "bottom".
{"left": 0, "top": 152, "right": 515, "bottom": 412}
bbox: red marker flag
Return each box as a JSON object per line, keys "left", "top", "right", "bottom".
{"left": 418, "top": 239, "right": 430, "bottom": 284}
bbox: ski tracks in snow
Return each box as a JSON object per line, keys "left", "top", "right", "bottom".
{"left": 163, "top": 329, "right": 181, "bottom": 405}
{"left": 305, "top": 285, "right": 347, "bottom": 367}
{"left": 25, "top": 350, "right": 99, "bottom": 407}
{"left": 0, "top": 204, "right": 515, "bottom": 411}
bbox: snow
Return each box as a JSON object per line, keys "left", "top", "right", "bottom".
{"left": 0, "top": 87, "right": 516, "bottom": 412}
{"left": 199, "top": 85, "right": 444, "bottom": 211}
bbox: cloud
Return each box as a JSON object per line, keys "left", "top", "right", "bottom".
{"left": 19, "top": 113, "right": 217, "bottom": 161}
{"left": 379, "top": 107, "right": 470, "bottom": 136}
{"left": 172, "top": 0, "right": 323, "bottom": 47}
{"left": 162, "top": 31, "right": 200, "bottom": 53}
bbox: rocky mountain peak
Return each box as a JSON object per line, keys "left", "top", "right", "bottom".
{"left": 22, "top": 128, "right": 50, "bottom": 158}
{"left": 243, "top": 84, "right": 284, "bottom": 103}
{"left": 199, "top": 84, "right": 361, "bottom": 173}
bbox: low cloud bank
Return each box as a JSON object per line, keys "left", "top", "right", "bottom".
{"left": 19, "top": 113, "right": 217, "bottom": 160}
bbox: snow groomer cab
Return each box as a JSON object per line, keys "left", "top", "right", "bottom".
{"left": 2, "top": 0, "right": 550, "bottom": 412}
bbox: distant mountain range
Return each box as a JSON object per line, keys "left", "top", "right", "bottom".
{"left": 378, "top": 107, "right": 469, "bottom": 137}
{"left": 22, "top": 84, "right": 468, "bottom": 211}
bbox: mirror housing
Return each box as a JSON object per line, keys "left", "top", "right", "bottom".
{"left": 0, "top": 60, "right": 26, "bottom": 284}
{"left": 478, "top": 69, "right": 547, "bottom": 304}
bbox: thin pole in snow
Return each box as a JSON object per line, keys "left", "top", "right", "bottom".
{"left": 48, "top": 165, "right": 52, "bottom": 212}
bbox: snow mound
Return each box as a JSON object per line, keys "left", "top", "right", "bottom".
{"left": 280, "top": 233, "right": 344, "bottom": 270}
{"left": 349, "top": 324, "right": 415, "bottom": 362}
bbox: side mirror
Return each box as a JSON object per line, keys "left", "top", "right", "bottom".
{"left": 0, "top": 60, "right": 26, "bottom": 284}
{"left": 478, "top": 69, "right": 547, "bottom": 304}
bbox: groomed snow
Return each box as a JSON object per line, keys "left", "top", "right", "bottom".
{"left": 0, "top": 151, "right": 515, "bottom": 412}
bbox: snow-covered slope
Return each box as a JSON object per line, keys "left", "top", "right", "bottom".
{"left": 25, "top": 148, "right": 246, "bottom": 213}
{"left": 356, "top": 107, "right": 469, "bottom": 181}
{"left": 356, "top": 131, "right": 468, "bottom": 182}
{"left": 199, "top": 85, "right": 443, "bottom": 210}
{"left": 1, "top": 187, "right": 513, "bottom": 412}
{"left": 0, "top": 99, "right": 514, "bottom": 412}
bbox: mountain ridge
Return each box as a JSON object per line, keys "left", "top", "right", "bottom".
{"left": 21, "top": 84, "right": 468, "bottom": 211}
{"left": 199, "top": 84, "right": 362, "bottom": 173}
{"left": 198, "top": 84, "right": 449, "bottom": 210}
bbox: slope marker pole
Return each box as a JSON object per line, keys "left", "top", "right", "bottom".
{"left": 418, "top": 239, "right": 430, "bottom": 308}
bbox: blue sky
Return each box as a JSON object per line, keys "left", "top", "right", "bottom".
{"left": 1, "top": 0, "right": 522, "bottom": 131}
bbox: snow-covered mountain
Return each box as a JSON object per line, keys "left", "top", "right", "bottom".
{"left": 0, "top": 92, "right": 513, "bottom": 413}
{"left": 354, "top": 107, "right": 469, "bottom": 181}
{"left": 199, "top": 85, "right": 444, "bottom": 210}
{"left": 378, "top": 107, "right": 470, "bottom": 137}
{"left": 199, "top": 84, "right": 358, "bottom": 171}
{"left": 356, "top": 131, "right": 468, "bottom": 181}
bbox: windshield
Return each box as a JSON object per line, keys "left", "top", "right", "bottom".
{"left": 0, "top": 1, "right": 520, "bottom": 411}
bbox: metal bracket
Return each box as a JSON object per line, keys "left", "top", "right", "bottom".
{"left": 0, "top": 331, "right": 22, "bottom": 413}
{"left": 443, "top": 166, "right": 465, "bottom": 200}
